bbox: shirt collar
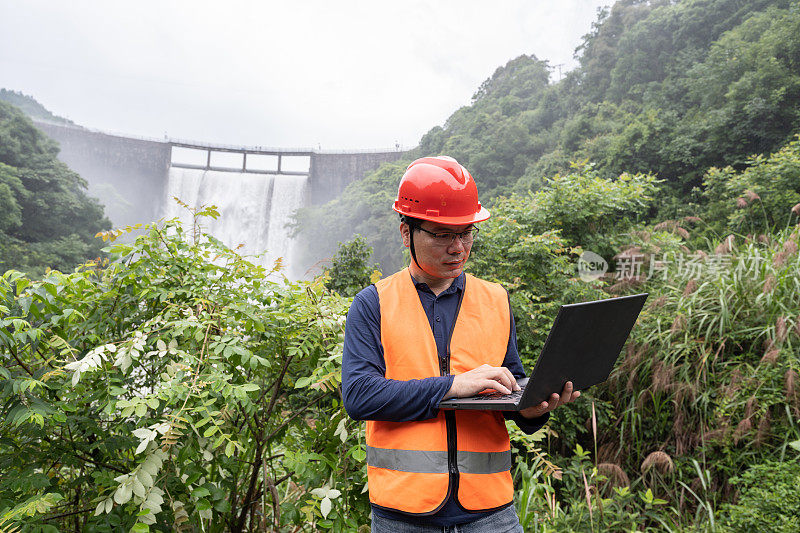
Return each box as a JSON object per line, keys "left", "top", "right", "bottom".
{"left": 411, "top": 272, "right": 465, "bottom": 295}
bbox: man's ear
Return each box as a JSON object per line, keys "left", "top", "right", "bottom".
{"left": 400, "top": 223, "right": 410, "bottom": 248}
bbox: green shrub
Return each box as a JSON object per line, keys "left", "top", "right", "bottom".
{"left": 0, "top": 207, "right": 367, "bottom": 531}
{"left": 324, "top": 235, "right": 380, "bottom": 297}
{"left": 719, "top": 460, "right": 800, "bottom": 532}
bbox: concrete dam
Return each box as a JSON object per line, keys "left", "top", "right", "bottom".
{"left": 35, "top": 120, "right": 407, "bottom": 278}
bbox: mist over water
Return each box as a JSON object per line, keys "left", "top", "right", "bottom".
{"left": 164, "top": 168, "right": 307, "bottom": 279}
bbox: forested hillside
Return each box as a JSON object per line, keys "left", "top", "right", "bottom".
{"left": 294, "top": 0, "right": 800, "bottom": 273}
{"left": 3, "top": 0, "right": 800, "bottom": 530}
{"left": 0, "top": 101, "right": 110, "bottom": 274}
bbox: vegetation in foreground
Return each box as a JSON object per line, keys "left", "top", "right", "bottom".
{"left": 2, "top": 134, "right": 800, "bottom": 530}
{"left": 2, "top": 0, "right": 800, "bottom": 529}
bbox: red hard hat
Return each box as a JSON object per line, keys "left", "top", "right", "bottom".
{"left": 392, "top": 156, "right": 490, "bottom": 225}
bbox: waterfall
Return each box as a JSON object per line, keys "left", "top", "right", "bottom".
{"left": 164, "top": 168, "right": 307, "bottom": 278}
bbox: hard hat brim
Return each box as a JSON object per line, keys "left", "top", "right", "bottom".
{"left": 393, "top": 203, "right": 491, "bottom": 226}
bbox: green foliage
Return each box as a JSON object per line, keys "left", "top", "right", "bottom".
{"left": 513, "top": 163, "right": 659, "bottom": 254}
{"left": 477, "top": 138, "right": 800, "bottom": 530}
{"left": 513, "top": 438, "right": 679, "bottom": 532}
{"left": 718, "top": 460, "right": 800, "bottom": 532}
{"left": 324, "top": 235, "right": 381, "bottom": 298}
{"left": 0, "top": 207, "right": 369, "bottom": 531}
{"left": 701, "top": 134, "right": 800, "bottom": 237}
{"left": 0, "top": 101, "right": 111, "bottom": 275}
{"left": 292, "top": 159, "right": 411, "bottom": 275}
{"left": 5, "top": 4, "right": 800, "bottom": 530}
{"left": 468, "top": 164, "right": 656, "bottom": 368}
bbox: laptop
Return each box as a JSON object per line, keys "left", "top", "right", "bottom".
{"left": 439, "top": 293, "right": 648, "bottom": 411}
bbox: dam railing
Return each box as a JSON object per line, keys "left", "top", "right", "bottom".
{"left": 170, "top": 141, "right": 313, "bottom": 176}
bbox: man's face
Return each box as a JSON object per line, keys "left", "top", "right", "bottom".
{"left": 401, "top": 221, "right": 474, "bottom": 280}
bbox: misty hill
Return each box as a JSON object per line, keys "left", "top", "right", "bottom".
{"left": 293, "top": 0, "right": 800, "bottom": 272}
{"left": 0, "top": 89, "right": 74, "bottom": 126}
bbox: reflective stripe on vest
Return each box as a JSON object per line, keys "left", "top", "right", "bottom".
{"left": 366, "top": 269, "right": 514, "bottom": 515}
{"left": 366, "top": 446, "right": 512, "bottom": 475}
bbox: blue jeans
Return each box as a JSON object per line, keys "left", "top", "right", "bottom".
{"left": 371, "top": 505, "right": 524, "bottom": 533}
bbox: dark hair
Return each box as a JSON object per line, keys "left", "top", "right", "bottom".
{"left": 399, "top": 214, "right": 423, "bottom": 229}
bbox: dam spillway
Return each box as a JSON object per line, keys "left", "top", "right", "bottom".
{"left": 164, "top": 168, "right": 308, "bottom": 278}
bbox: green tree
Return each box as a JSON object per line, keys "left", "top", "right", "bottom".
{"left": 700, "top": 134, "right": 800, "bottom": 237}
{"left": 0, "top": 101, "right": 111, "bottom": 275}
{"left": 324, "top": 235, "right": 380, "bottom": 298}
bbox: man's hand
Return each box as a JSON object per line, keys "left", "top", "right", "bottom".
{"left": 519, "top": 381, "right": 580, "bottom": 419}
{"left": 443, "top": 364, "right": 519, "bottom": 400}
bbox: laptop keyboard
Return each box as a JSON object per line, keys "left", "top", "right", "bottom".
{"left": 472, "top": 389, "right": 524, "bottom": 401}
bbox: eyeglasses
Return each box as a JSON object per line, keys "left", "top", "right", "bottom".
{"left": 415, "top": 226, "right": 479, "bottom": 246}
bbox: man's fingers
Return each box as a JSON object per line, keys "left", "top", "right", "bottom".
{"left": 549, "top": 393, "right": 560, "bottom": 409}
{"left": 447, "top": 366, "right": 520, "bottom": 398}
{"left": 475, "top": 365, "right": 517, "bottom": 392}
{"left": 553, "top": 381, "right": 578, "bottom": 405}
{"left": 483, "top": 379, "right": 511, "bottom": 395}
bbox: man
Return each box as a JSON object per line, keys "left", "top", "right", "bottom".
{"left": 342, "top": 156, "right": 580, "bottom": 532}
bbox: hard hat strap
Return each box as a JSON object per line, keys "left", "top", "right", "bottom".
{"left": 401, "top": 214, "right": 421, "bottom": 268}
{"left": 409, "top": 228, "right": 419, "bottom": 268}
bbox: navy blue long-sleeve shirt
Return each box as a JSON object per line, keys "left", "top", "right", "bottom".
{"left": 342, "top": 272, "right": 548, "bottom": 527}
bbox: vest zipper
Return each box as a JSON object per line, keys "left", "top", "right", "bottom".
{"left": 443, "top": 285, "right": 466, "bottom": 498}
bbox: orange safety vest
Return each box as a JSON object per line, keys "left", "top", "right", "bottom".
{"left": 366, "top": 268, "right": 514, "bottom": 515}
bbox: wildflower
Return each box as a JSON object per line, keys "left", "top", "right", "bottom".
{"left": 744, "top": 396, "right": 758, "bottom": 419}
{"left": 614, "top": 246, "right": 642, "bottom": 259}
{"left": 649, "top": 295, "right": 667, "bottom": 309}
{"left": 715, "top": 235, "right": 735, "bottom": 254}
{"left": 736, "top": 197, "right": 748, "bottom": 209}
{"left": 654, "top": 220, "right": 676, "bottom": 231}
{"left": 703, "top": 426, "right": 727, "bottom": 443}
{"left": 744, "top": 189, "right": 761, "bottom": 202}
{"left": 651, "top": 360, "right": 676, "bottom": 394}
{"left": 761, "top": 348, "right": 779, "bottom": 364}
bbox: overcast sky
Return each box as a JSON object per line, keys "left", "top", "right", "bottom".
{"left": 1, "top": 1, "right": 609, "bottom": 150}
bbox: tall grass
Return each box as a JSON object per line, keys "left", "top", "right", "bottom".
{"left": 515, "top": 224, "right": 800, "bottom": 530}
